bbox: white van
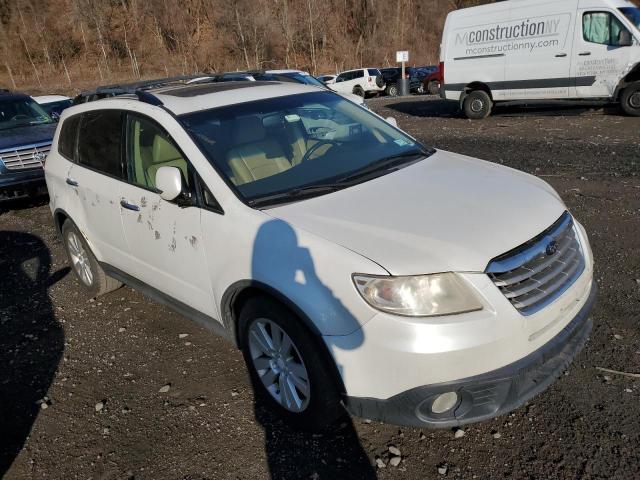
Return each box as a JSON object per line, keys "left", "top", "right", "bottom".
{"left": 440, "top": 0, "right": 640, "bottom": 118}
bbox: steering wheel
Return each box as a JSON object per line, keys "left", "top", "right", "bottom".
{"left": 300, "top": 139, "right": 340, "bottom": 163}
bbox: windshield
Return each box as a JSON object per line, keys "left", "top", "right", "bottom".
{"left": 620, "top": 7, "right": 640, "bottom": 30}
{"left": 39, "top": 99, "right": 73, "bottom": 118}
{"left": 279, "top": 72, "right": 326, "bottom": 88}
{"left": 180, "top": 91, "right": 432, "bottom": 206}
{"left": 0, "top": 98, "right": 53, "bottom": 130}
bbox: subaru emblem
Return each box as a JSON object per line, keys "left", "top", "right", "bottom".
{"left": 545, "top": 240, "right": 558, "bottom": 256}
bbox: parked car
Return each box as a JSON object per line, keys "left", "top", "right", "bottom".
{"left": 32, "top": 95, "right": 73, "bottom": 121}
{"left": 0, "top": 90, "right": 55, "bottom": 201}
{"left": 331, "top": 68, "right": 385, "bottom": 97}
{"left": 440, "top": 0, "right": 640, "bottom": 118}
{"left": 423, "top": 64, "right": 443, "bottom": 96}
{"left": 46, "top": 80, "right": 595, "bottom": 431}
{"left": 379, "top": 67, "right": 424, "bottom": 96}
{"left": 195, "top": 69, "right": 369, "bottom": 109}
{"left": 317, "top": 74, "right": 337, "bottom": 84}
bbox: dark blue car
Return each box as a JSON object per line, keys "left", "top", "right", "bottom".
{"left": 0, "top": 91, "right": 56, "bottom": 201}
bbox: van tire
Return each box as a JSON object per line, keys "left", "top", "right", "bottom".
{"left": 353, "top": 86, "right": 365, "bottom": 97}
{"left": 61, "top": 220, "right": 122, "bottom": 298}
{"left": 463, "top": 90, "right": 493, "bottom": 119}
{"left": 238, "top": 296, "right": 345, "bottom": 431}
{"left": 620, "top": 81, "right": 640, "bottom": 117}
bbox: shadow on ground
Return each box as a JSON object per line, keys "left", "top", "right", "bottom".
{"left": 249, "top": 219, "right": 377, "bottom": 479}
{"left": 384, "top": 98, "right": 623, "bottom": 119}
{"left": 0, "top": 231, "right": 68, "bottom": 476}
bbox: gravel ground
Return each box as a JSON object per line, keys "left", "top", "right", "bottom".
{"left": 1, "top": 96, "right": 639, "bottom": 480}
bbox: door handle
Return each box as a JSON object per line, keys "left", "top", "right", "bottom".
{"left": 579, "top": 52, "right": 591, "bottom": 56}
{"left": 65, "top": 178, "right": 78, "bottom": 187}
{"left": 555, "top": 53, "right": 567, "bottom": 57}
{"left": 120, "top": 199, "right": 140, "bottom": 211}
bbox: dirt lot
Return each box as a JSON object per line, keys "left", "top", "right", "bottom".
{"left": 1, "top": 97, "right": 639, "bottom": 480}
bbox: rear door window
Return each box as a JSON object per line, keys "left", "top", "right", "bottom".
{"left": 77, "top": 110, "right": 124, "bottom": 179}
{"left": 355, "top": 70, "right": 365, "bottom": 78}
{"left": 58, "top": 114, "right": 81, "bottom": 161}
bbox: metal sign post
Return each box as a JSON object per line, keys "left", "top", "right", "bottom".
{"left": 396, "top": 50, "right": 410, "bottom": 96}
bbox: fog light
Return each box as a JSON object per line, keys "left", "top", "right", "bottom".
{"left": 431, "top": 392, "right": 458, "bottom": 414}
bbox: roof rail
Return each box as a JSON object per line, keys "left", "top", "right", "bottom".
{"left": 74, "top": 74, "right": 207, "bottom": 105}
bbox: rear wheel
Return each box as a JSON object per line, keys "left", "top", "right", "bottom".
{"left": 462, "top": 90, "right": 493, "bottom": 119}
{"left": 428, "top": 80, "right": 440, "bottom": 95}
{"left": 620, "top": 81, "right": 640, "bottom": 117}
{"left": 62, "top": 220, "right": 122, "bottom": 297}
{"left": 353, "top": 86, "right": 365, "bottom": 97}
{"left": 239, "top": 296, "right": 344, "bottom": 430}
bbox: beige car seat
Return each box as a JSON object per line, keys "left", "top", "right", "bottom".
{"left": 226, "top": 117, "right": 292, "bottom": 185}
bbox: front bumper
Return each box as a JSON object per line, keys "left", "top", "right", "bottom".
{"left": 0, "top": 168, "right": 47, "bottom": 201}
{"left": 344, "top": 282, "right": 596, "bottom": 428}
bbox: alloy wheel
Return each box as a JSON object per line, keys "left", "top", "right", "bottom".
{"left": 248, "top": 318, "right": 310, "bottom": 412}
{"left": 67, "top": 231, "right": 93, "bottom": 286}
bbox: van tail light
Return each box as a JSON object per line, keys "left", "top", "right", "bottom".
{"left": 439, "top": 61, "right": 445, "bottom": 83}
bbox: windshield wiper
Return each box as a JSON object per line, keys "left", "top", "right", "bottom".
{"left": 337, "top": 148, "right": 431, "bottom": 183}
{"left": 247, "top": 183, "right": 349, "bottom": 208}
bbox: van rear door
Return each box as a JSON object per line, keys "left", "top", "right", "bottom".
{"left": 503, "top": 1, "right": 577, "bottom": 100}
{"left": 571, "top": 8, "right": 634, "bottom": 98}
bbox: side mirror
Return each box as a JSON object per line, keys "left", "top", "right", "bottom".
{"left": 619, "top": 30, "right": 633, "bottom": 47}
{"left": 155, "top": 166, "right": 183, "bottom": 201}
{"left": 385, "top": 117, "right": 398, "bottom": 128}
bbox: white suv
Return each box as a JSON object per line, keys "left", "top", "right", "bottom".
{"left": 45, "top": 80, "right": 595, "bottom": 430}
{"left": 331, "top": 68, "right": 385, "bottom": 97}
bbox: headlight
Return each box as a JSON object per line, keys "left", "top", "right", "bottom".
{"left": 353, "top": 273, "right": 483, "bottom": 317}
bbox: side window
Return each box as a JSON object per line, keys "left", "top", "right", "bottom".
{"left": 126, "top": 114, "right": 190, "bottom": 190}
{"left": 196, "top": 176, "right": 223, "bottom": 213}
{"left": 583, "top": 11, "right": 630, "bottom": 46}
{"left": 344, "top": 71, "right": 355, "bottom": 81}
{"left": 58, "top": 114, "right": 81, "bottom": 161}
{"left": 77, "top": 110, "right": 124, "bottom": 178}
{"left": 355, "top": 70, "right": 365, "bottom": 79}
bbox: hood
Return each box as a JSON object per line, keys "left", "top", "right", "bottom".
{"left": 0, "top": 123, "right": 56, "bottom": 151}
{"left": 268, "top": 150, "right": 566, "bottom": 275}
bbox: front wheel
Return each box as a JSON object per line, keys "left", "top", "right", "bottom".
{"left": 620, "top": 81, "right": 640, "bottom": 117}
{"left": 462, "top": 90, "right": 493, "bottom": 119}
{"left": 428, "top": 80, "right": 440, "bottom": 96}
{"left": 239, "top": 296, "right": 344, "bottom": 430}
{"left": 386, "top": 83, "right": 399, "bottom": 97}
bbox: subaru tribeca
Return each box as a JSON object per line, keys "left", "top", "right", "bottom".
{"left": 45, "top": 81, "right": 595, "bottom": 429}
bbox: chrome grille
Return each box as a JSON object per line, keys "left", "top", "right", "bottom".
{"left": 0, "top": 143, "right": 51, "bottom": 171}
{"left": 486, "top": 212, "right": 584, "bottom": 316}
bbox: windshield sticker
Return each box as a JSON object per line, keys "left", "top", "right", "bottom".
{"left": 394, "top": 139, "right": 411, "bottom": 147}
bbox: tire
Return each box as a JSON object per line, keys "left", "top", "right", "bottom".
{"left": 386, "top": 83, "right": 399, "bottom": 97}
{"left": 428, "top": 80, "right": 440, "bottom": 96}
{"left": 462, "top": 90, "right": 493, "bottom": 119}
{"left": 620, "top": 81, "right": 640, "bottom": 117}
{"left": 353, "top": 86, "right": 365, "bottom": 97}
{"left": 61, "top": 220, "right": 122, "bottom": 297}
{"left": 375, "top": 75, "right": 384, "bottom": 88}
{"left": 239, "top": 296, "right": 344, "bottom": 431}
